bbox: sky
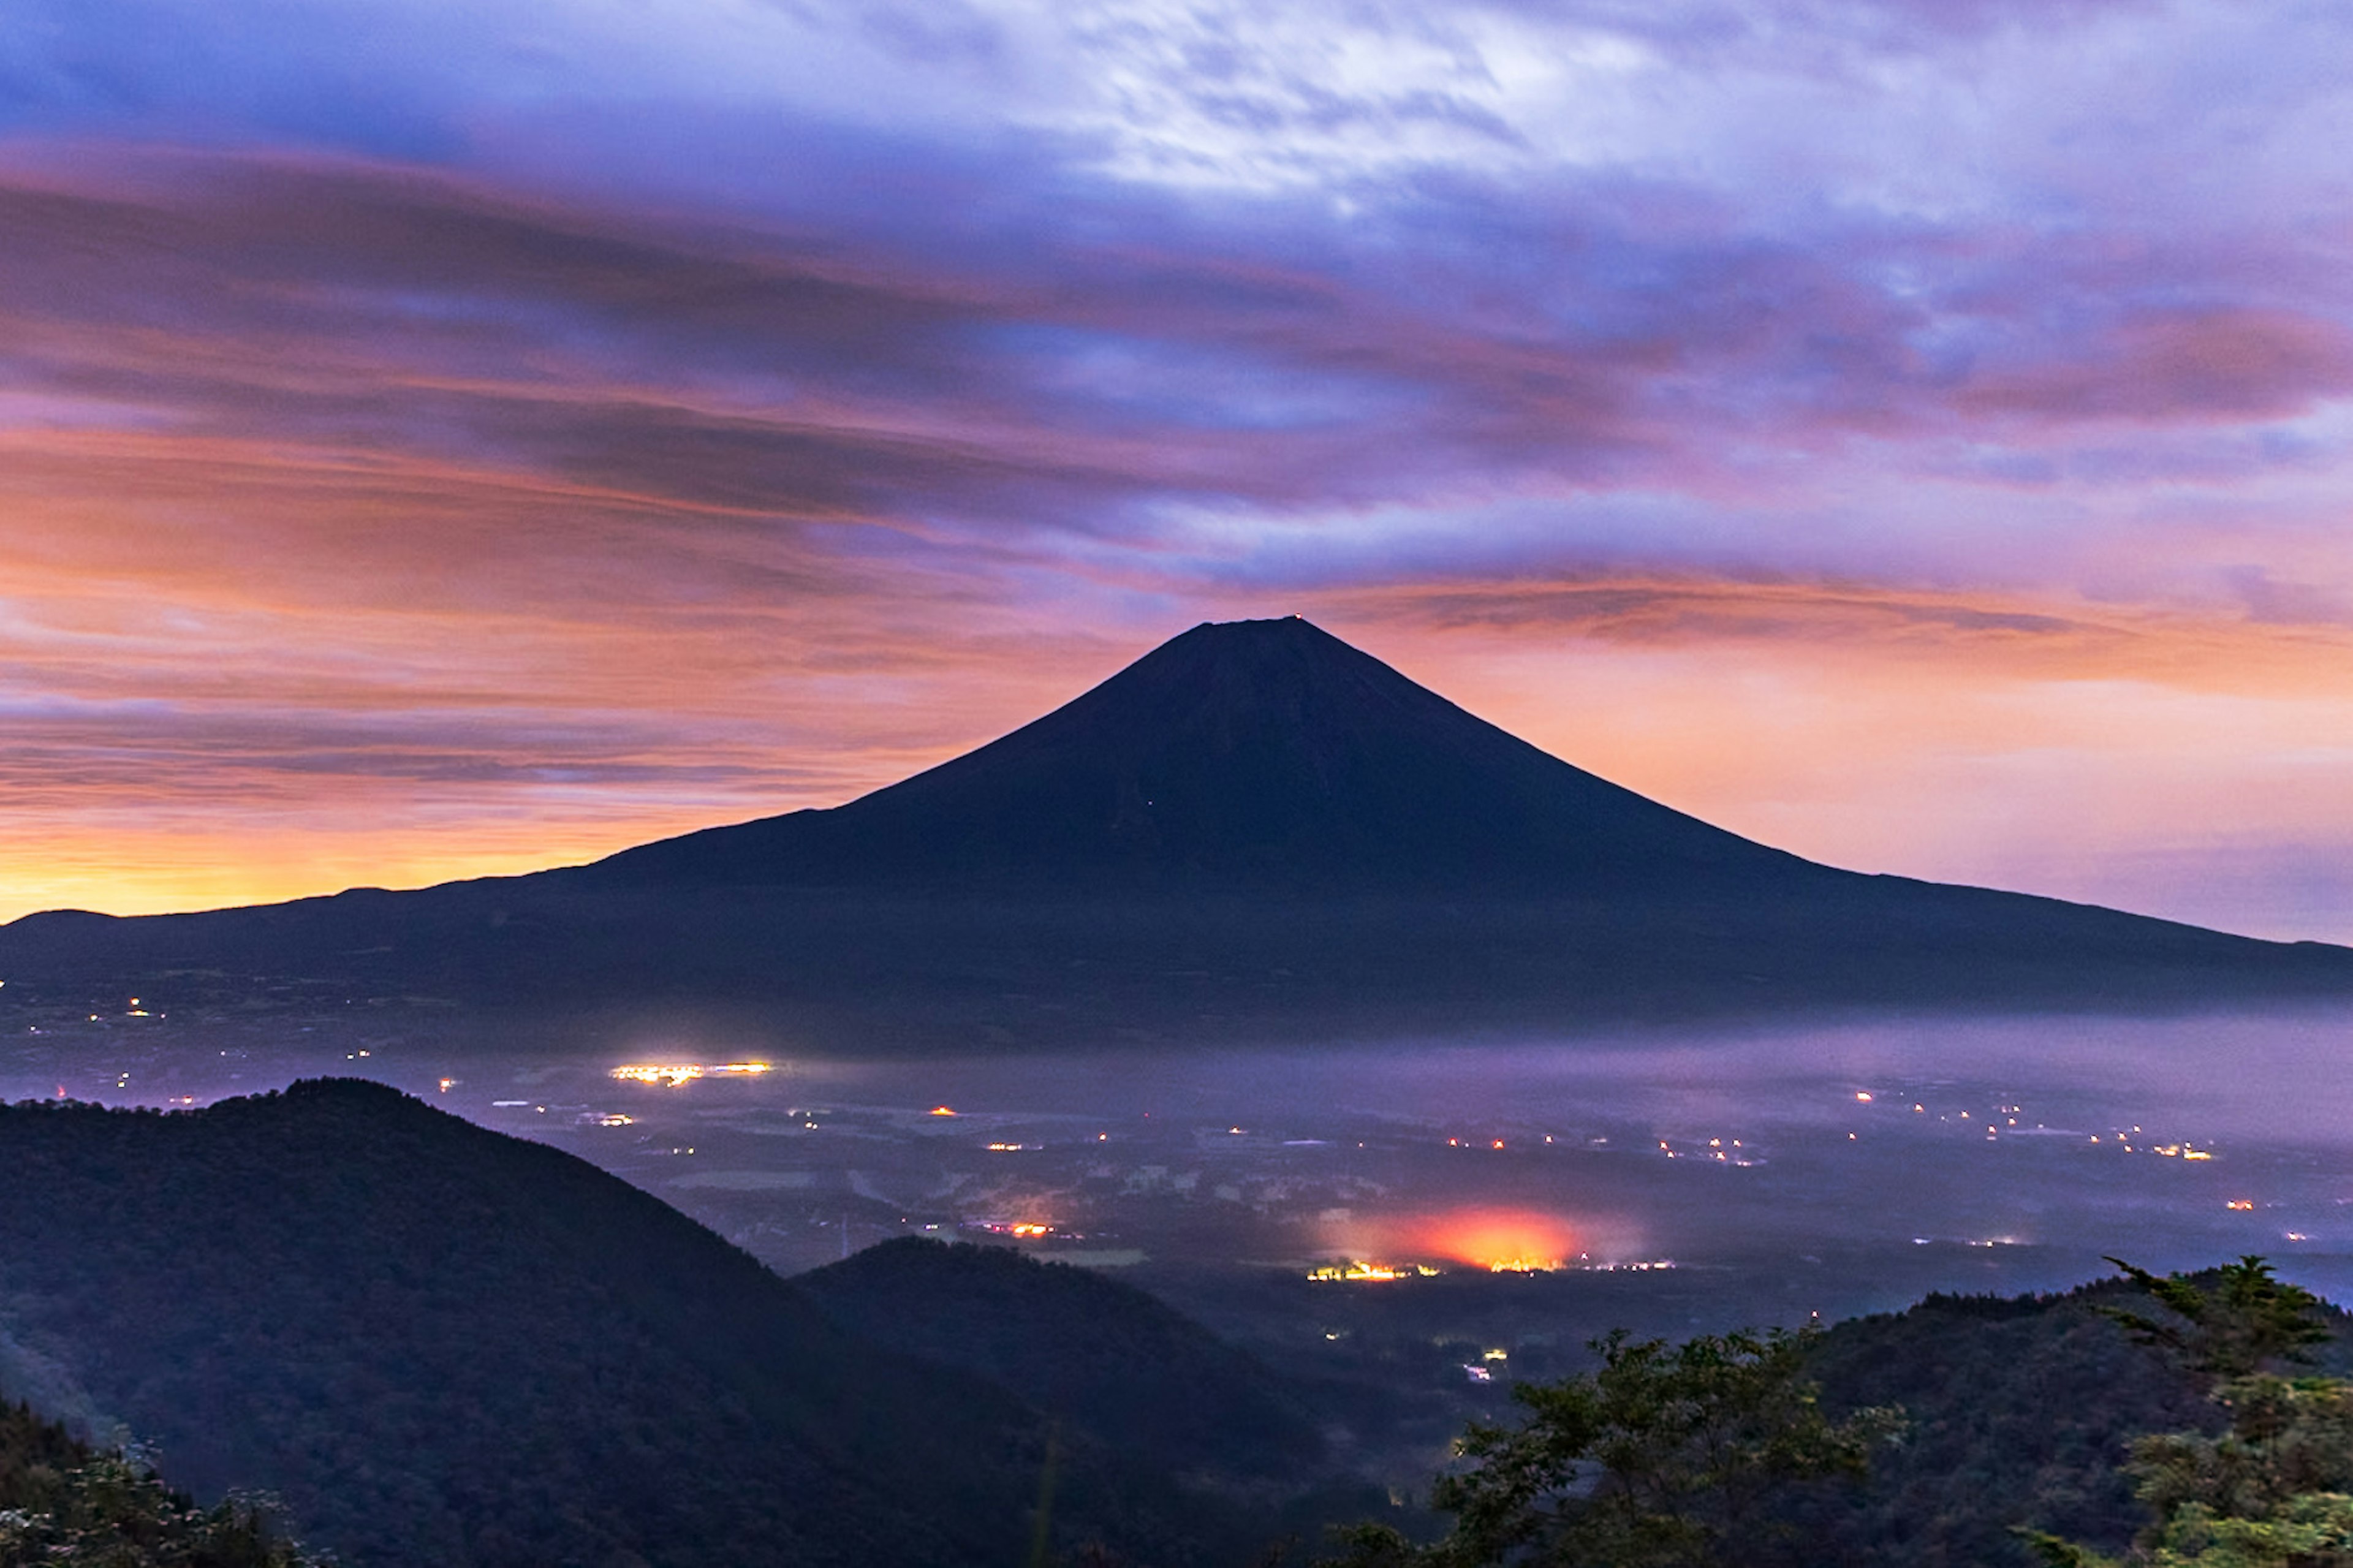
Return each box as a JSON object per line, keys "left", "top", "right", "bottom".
{"left": 1, "top": 0, "right": 2351, "bottom": 940}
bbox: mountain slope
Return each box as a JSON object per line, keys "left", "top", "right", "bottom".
{"left": 591, "top": 616, "right": 1808, "bottom": 893}
{"left": 801, "top": 1237, "right": 1327, "bottom": 1479}
{"left": 1790, "top": 1279, "right": 2353, "bottom": 1566}
{"left": 1, "top": 617, "right": 2347, "bottom": 1039}
{"left": 0, "top": 1081, "right": 1237, "bottom": 1568}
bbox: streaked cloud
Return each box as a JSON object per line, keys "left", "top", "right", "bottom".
{"left": 1, "top": 1, "right": 2351, "bottom": 937}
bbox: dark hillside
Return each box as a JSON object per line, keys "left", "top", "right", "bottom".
{"left": 802, "top": 1237, "right": 1325, "bottom": 1478}
{"left": 1787, "top": 1277, "right": 2353, "bottom": 1566}
{"left": 0, "top": 1399, "right": 320, "bottom": 1566}
{"left": 0, "top": 1083, "right": 1232, "bottom": 1568}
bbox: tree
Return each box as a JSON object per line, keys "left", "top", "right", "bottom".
{"left": 2098, "top": 1257, "right": 2331, "bottom": 1382}
{"left": 1323, "top": 1326, "right": 1899, "bottom": 1568}
{"left": 0, "top": 1399, "right": 322, "bottom": 1567}
{"left": 2026, "top": 1257, "right": 2353, "bottom": 1568}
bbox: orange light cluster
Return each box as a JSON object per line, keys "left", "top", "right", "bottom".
{"left": 1307, "top": 1260, "right": 1440, "bottom": 1282}
{"left": 1398, "top": 1207, "right": 1582, "bottom": 1273}
{"left": 613, "top": 1063, "right": 703, "bottom": 1087}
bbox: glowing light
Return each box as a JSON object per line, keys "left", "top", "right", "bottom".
{"left": 1855, "top": 1092, "right": 1873, "bottom": 1102}
{"left": 1400, "top": 1207, "right": 1581, "bottom": 1274}
{"left": 928, "top": 1105, "right": 958, "bottom": 1116}
{"left": 610, "top": 1059, "right": 772, "bottom": 1088}
{"left": 1306, "top": 1260, "right": 1440, "bottom": 1282}
{"left": 612, "top": 1063, "right": 704, "bottom": 1087}
{"left": 438, "top": 1077, "right": 455, "bottom": 1093}
{"left": 2228, "top": 1199, "right": 2255, "bottom": 1210}
{"left": 597, "top": 1113, "right": 635, "bottom": 1127}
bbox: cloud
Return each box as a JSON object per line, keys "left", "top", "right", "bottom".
{"left": 3, "top": 1, "right": 2353, "bottom": 930}
{"left": 1956, "top": 308, "right": 2353, "bottom": 424}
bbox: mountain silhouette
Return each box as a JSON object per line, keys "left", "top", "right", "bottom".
{"left": 0, "top": 1080, "right": 1272, "bottom": 1567}
{"left": 591, "top": 616, "right": 1808, "bottom": 892}
{"left": 2, "top": 616, "right": 2349, "bottom": 1043}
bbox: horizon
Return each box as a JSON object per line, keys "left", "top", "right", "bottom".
{"left": 7, "top": 610, "right": 2343, "bottom": 951}
{"left": 4, "top": 3, "right": 2351, "bottom": 943}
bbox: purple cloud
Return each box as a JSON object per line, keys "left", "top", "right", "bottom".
{"left": 2, "top": 0, "right": 2352, "bottom": 931}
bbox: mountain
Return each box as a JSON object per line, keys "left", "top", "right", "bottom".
{"left": 2, "top": 616, "right": 2348, "bottom": 1043}
{"left": 1789, "top": 1274, "right": 2353, "bottom": 1566}
{"left": 0, "top": 1081, "right": 1256, "bottom": 1568}
{"left": 6, "top": 1081, "right": 2334, "bottom": 1568}
{"left": 801, "top": 1237, "right": 1328, "bottom": 1478}
{"left": 590, "top": 616, "right": 1806, "bottom": 893}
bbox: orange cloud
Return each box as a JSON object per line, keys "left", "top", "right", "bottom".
{"left": 1, "top": 146, "right": 2351, "bottom": 947}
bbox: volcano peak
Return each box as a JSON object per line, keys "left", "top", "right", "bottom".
{"left": 591, "top": 618, "right": 1797, "bottom": 892}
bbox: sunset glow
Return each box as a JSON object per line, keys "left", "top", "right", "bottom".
{"left": 3, "top": 6, "right": 2352, "bottom": 941}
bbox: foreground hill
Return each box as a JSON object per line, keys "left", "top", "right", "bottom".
{"left": 3, "top": 1081, "right": 2343, "bottom": 1567}
{"left": 801, "top": 1237, "right": 1327, "bottom": 1479}
{"left": 0, "top": 1081, "right": 1247, "bottom": 1568}
{"left": 1794, "top": 1276, "right": 2353, "bottom": 1566}
{"left": 3, "top": 618, "right": 2347, "bottom": 1045}
{"left": 1, "top": 1399, "right": 321, "bottom": 1566}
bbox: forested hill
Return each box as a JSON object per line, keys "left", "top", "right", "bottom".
{"left": 801, "top": 1237, "right": 1328, "bottom": 1479}
{"left": 1792, "top": 1276, "right": 2353, "bottom": 1565}
{"left": 9, "top": 1077, "right": 2353, "bottom": 1567}
{"left": 0, "top": 1081, "right": 1260, "bottom": 1568}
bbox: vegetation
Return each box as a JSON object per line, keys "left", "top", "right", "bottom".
{"left": 0, "top": 1081, "right": 1241, "bottom": 1568}
{"left": 0, "top": 1400, "right": 318, "bottom": 1566}
{"left": 1322, "top": 1325, "right": 1898, "bottom": 1567}
{"left": 10, "top": 1079, "right": 2353, "bottom": 1567}
{"left": 1790, "top": 1279, "right": 2246, "bottom": 1564}
{"left": 1320, "top": 1262, "right": 2353, "bottom": 1568}
{"left": 2028, "top": 1257, "right": 2353, "bottom": 1567}
{"left": 802, "top": 1237, "right": 1325, "bottom": 1479}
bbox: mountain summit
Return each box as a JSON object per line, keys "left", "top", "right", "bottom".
{"left": 593, "top": 616, "right": 1805, "bottom": 892}
{"left": 4, "top": 617, "right": 2351, "bottom": 1042}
